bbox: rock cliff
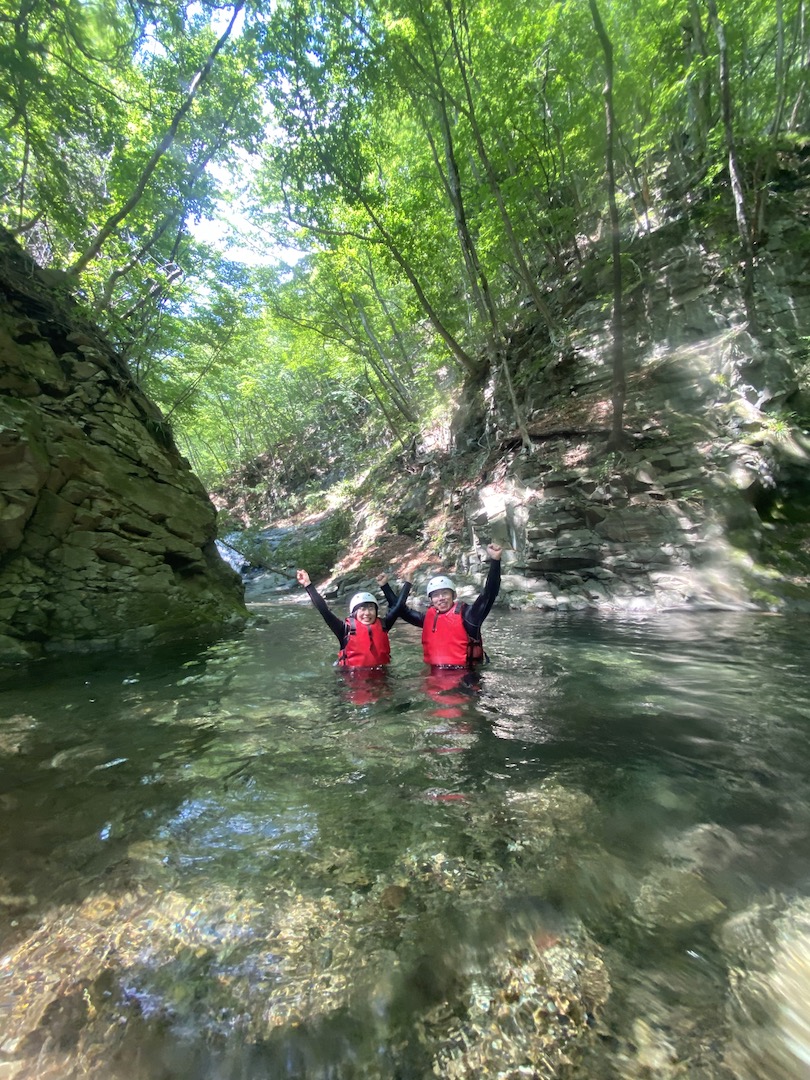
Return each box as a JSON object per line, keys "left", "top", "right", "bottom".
{"left": 264, "top": 184, "right": 810, "bottom": 616}
{"left": 453, "top": 208, "right": 810, "bottom": 613}
{"left": 0, "top": 230, "right": 247, "bottom": 661}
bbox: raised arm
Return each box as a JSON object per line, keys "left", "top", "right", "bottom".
{"left": 378, "top": 572, "right": 399, "bottom": 608}
{"left": 297, "top": 568, "right": 347, "bottom": 642}
{"left": 464, "top": 544, "right": 502, "bottom": 634}
{"left": 380, "top": 572, "right": 424, "bottom": 628}
{"left": 381, "top": 580, "right": 413, "bottom": 630}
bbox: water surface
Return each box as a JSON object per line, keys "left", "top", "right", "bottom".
{"left": 1, "top": 607, "right": 809, "bottom": 1078}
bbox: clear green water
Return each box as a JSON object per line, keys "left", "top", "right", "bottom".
{"left": 1, "top": 607, "right": 810, "bottom": 1078}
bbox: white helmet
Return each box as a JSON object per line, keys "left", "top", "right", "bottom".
{"left": 349, "top": 591, "right": 378, "bottom": 614}
{"left": 426, "top": 575, "right": 455, "bottom": 597}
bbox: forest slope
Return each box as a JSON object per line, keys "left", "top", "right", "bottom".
{"left": 223, "top": 156, "right": 810, "bottom": 617}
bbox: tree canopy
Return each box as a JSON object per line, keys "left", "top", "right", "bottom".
{"left": 1, "top": 0, "right": 805, "bottom": 491}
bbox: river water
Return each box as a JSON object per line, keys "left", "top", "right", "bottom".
{"left": 2, "top": 606, "right": 810, "bottom": 1078}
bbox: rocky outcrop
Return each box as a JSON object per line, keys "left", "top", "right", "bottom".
{"left": 450, "top": 211, "right": 810, "bottom": 613}
{"left": 224, "top": 176, "right": 810, "bottom": 616}
{"left": 0, "top": 230, "right": 247, "bottom": 661}
{"left": 456, "top": 410, "right": 807, "bottom": 614}
{"left": 300, "top": 315, "right": 810, "bottom": 617}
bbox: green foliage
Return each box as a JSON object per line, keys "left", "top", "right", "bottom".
{"left": 1, "top": 0, "right": 802, "bottom": 509}
{"left": 763, "top": 412, "right": 798, "bottom": 442}
{"left": 595, "top": 450, "right": 620, "bottom": 482}
{"left": 276, "top": 509, "right": 353, "bottom": 579}
{"left": 0, "top": 0, "right": 265, "bottom": 354}
{"left": 225, "top": 508, "right": 353, "bottom": 580}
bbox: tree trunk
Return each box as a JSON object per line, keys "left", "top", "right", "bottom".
{"left": 364, "top": 257, "right": 417, "bottom": 380}
{"left": 355, "top": 188, "right": 485, "bottom": 378}
{"left": 420, "top": 112, "right": 495, "bottom": 342}
{"left": 771, "top": 0, "right": 788, "bottom": 136}
{"left": 787, "top": 0, "right": 807, "bottom": 130}
{"left": 445, "top": 0, "right": 557, "bottom": 333}
{"left": 353, "top": 295, "right": 418, "bottom": 422}
{"left": 68, "top": 3, "right": 244, "bottom": 277}
{"left": 416, "top": 20, "right": 503, "bottom": 352}
{"left": 706, "top": 0, "right": 757, "bottom": 331}
{"left": 589, "top": 0, "right": 626, "bottom": 451}
{"left": 294, "top": 116, "right": 485, "bottom": 379}
{"left": 366, "top": 371, "right": 411, "bottom": 447}
{"left": 685, "top": 0, "right": 713, "bottom": 155}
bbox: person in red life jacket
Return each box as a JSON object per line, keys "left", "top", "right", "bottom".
{"left": 296, "top": 569, "right": 411, "bottom": 668}
{"left": 382, "top": 543, "right": 502, "bottom": 668}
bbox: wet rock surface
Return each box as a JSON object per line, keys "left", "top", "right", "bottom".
{"left": 0, "top": 842, "right": 609, "bottom": 1079}
{"left": 2, "top": 775, "right": 796, "bottom": 1080}
{"left": 0, "top": 229, "right": 247, "bottom": 661}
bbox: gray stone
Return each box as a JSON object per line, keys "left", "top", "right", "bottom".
{"left": 660, "top": 468, "right": 706, "bottom": 489}
{"left": 0, "top": 230, "right": 248, "bottom": 653}
{"left": 662, "top": 452, "right": 688, "bottom": 468}
{"left": 594, "top": 509, "right": 670, "bottom": 543}
{"left": 527, "top": 551, "right": 602, "bottom": 572}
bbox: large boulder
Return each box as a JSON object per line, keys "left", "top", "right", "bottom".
{"left": 0, "top": 230, "right": 247, "bottom": 660}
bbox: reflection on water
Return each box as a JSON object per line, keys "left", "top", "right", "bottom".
{"left": 1, "top": 609, "right": 810, "bottom": 1077}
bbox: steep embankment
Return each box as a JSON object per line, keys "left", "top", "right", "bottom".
{"left": 450, "top": 200, "right": 810, "bottom": 614}
{"left": 0, "top": 230, "right": 248, "bottom": 661}
{"left": 241, "top": 173, "right": 810, "bottom": 615}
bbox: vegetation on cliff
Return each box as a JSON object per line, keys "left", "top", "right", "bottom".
{"left": 1, "top": 0, "right": 806, "bottom": 502}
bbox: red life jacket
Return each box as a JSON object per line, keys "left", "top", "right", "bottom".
{"left": 337, "top": 616, "right": 391, "bottom": 667}
{"left": 421, "top": 602, "right": 485, "bottom": 668}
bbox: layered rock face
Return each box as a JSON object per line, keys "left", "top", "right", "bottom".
{"left": 451, "top": 211, "right": 810, "bottom": 613}
{"left": 246, "top": 208, "right": 810, "bottom": 614}
{"left": 0, "top": 231, "right": 247, "bottom": 661}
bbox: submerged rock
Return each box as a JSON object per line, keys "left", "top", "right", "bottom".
{"left": 721, "top": 898, "right": 810, "bottom": 1079}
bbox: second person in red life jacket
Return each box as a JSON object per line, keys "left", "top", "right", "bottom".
{"left": 382, "top": 543, "right": 502, "bottom": 668}
{"left": 296, "top": 569, "right": 411, "bottom": 668}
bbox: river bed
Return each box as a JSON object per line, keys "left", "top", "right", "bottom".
{"left": 1, "top": 607, "right": 809, "bottom": 1078}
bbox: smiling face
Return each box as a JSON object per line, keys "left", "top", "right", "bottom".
{"left": 353, "top": 602, "right": 378, "bottom": 625}
{"left": 429, "top": 588, "right": 455, "bottom": 614}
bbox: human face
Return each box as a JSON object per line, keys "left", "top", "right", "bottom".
{"left": 429, "top": 589, "right": 455, "bottom": 614}
{"left": 353, "top": 602, "right": 377, "bottom": 625}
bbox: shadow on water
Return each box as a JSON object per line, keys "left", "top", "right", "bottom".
{"left": 1, "top": 608, "right": 810, "bottom": 1077}
{"left": 0, "top": 637, "right": 246, "bottom": 910}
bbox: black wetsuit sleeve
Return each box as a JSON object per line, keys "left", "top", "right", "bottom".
{"left": 381, "top": 581, "right": 412, "bottom": 630}
{"left": 396, "top": 600, "right": 425, "bottom": 628}
{"left": 382, "top": 580, "right": 424, "bottom": 628}
{"left": 381, "top": 583, "right": 398, "bottom": 606}
{"left": 305, "top": 584, "right": 349, "bottom": 647}
{"left": 462, "top": 559, "right": 501, "bottom": 638}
